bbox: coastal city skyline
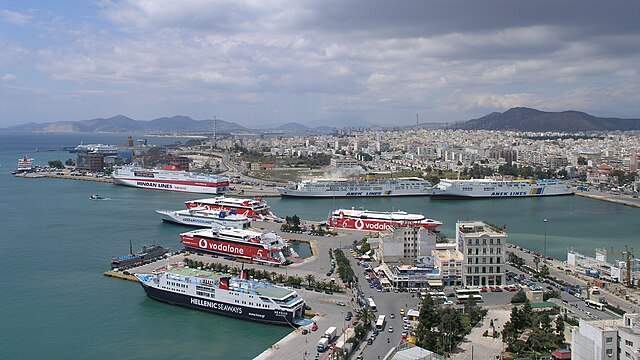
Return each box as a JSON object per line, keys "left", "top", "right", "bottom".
{"left": 1, "top": 1, "right": 640, "bottom": 127}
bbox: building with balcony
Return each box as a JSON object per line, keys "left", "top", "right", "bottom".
{"left": 456, "top": 221, "right": 506, "bottom": 287}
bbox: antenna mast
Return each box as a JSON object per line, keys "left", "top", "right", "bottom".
{"left": 212, "top": 116, "right": 217, "bottom": 152}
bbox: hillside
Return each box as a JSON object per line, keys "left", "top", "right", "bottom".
{"left": 5, "top": 115, "right": 248, "bottom": 134}
{"left": 455, "top": 107, "right": 640, "bottom": 132}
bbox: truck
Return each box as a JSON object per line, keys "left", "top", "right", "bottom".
{"left": 317, "top": 337, "right": 329, "bottom": 352}
{"left": 323, "top": 326, "right": 337, "bottom": 341}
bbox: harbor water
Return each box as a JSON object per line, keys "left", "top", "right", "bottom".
{"left": 1, "top": 133, "right": 638, "bottom": 359}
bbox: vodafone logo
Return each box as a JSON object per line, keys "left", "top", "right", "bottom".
{"left": 355, "top": 219, "right": 364, "bottom": 230}
{"left": 196, "top": 238, "right": 245, "bottom": 255}
{"left": 362, "top": 221, "right": 392, "bottom": 231}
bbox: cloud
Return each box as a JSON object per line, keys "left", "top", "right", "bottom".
{"left": 1, "top": 73, "right": 17, "bottom": 81}
{"left": 3, "top": 0, "right": 640, "bottom": 126}
{"left": 0, "top": 9, "right": 31, "bottom": 25}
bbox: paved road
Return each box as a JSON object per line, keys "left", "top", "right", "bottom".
{"left": 508, "top": 245, "right": 639, "bottom": 314}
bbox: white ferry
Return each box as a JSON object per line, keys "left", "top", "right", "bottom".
{"left": 277, "top": 177, "right": 433, "bottom": 198}
{"left": 328, "top": 208, "right": 442, "bottom": 231}
{"left": 181, "top": 226, "right": 287, "bottom": 265}
{"left": 185, "top": 196, "right": 275, "bottom": 219}
{"left": 432, "top": 179, "right": 574, "bottom": 198}
{"left": 156, "top": 208, "right": 250, "bottom": 229}
{"left": 16, "top": 155, "right": 34, "bottom": 173}
{"left": 136, "top": 267, "right": 307, "bottom": 326}
{"left": 112, "top": 166, "right": 229, "bottom": 194}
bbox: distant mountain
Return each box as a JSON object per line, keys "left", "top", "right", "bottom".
{"left": 274, "top": 122, "right": 310, "bottom": 131}
{"left": 5, "top": 115, "right": 248, "bottom": 134}
{"left": 454, "top": 107, "right": 640, "bottom": 132}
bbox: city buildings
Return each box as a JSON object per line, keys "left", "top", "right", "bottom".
{"left": 380, "top": 227, "right": 436, "bottom": 263}
{"left": 455, "top": 221, "right": 507, "bottom": 287}
{"left": 571, "top": 314, "right": 640, "bottom": 360}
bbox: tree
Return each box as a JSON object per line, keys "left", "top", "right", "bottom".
{"left": 555, "top": 316, "right": 566, "bottom": 347}
{"left": 48, "top": 160, "right": 64, "bottom": 169}
{"left": 415, "top": 295, "right": 440, "bottom": 351}
{"left": 511, "top": 289, "right": 527, "bottom": 304}
{"left": 305, "top": 274, "right": 315, "bottom": 287}
{"left": 356, "top": 308, "right": 374, "bottom": 330}
{"left": 533, "top": 256, "right": 540, "bottom": 272}
{"left": 540, "top": 264, "right": 550, "bottom": 277}
{"left": 65, "top": 158, "right": 75, "bottom": 166}
{"left": 438, "top": 307, "right": 466, "bottom": 354}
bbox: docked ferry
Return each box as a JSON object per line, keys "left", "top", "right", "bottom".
{"left": 136, "top": 267, "right": 306, "bottom": 326}
{"left": 185, "top": 196, "right": 275, "bottom": 219}
{"left": 432, "top": 179, "right": 574, "bottom": 198}
{"left": 156, "top": 208, "right": 250, "bottom": 229}
{"left": 112, "top": 166, "right": 229, "bottom": 194}
{"left": 15, "top": 155, "right": 34, "bottom": 173}
{"left": 181, "top": 227, "right": 287, "bottom": 265}
{"left": 277, "top": 177, "right": 433, "bottom": 198}
{"left": 328, "top": 209, "right": 442, "bottom": 231}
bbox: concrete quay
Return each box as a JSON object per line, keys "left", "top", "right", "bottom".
{"left": 576, "top": 191, "right": 640, "bottom": 208}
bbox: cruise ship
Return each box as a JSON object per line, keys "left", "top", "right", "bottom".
{"left": 185, "top": 196, "right": 275, "bottom": 219}
{"left": 136, "top": 267, "right": 306, "bottom": 326}
{"left": 156, "top": 208, "right": 250, "bottom": 229}
{"left": 277, "top": 177, "right": 433, "bottom": 198}
{"left": 328, "top": 209, "right": 442, "bottom": 231}
{"left": 432, "top": 179, "right": 574, "bottom": 198}
{"left": 112, "top": 166, "right": 229, "bottom": 194}
{"left": 181, "top": 227, "right": 287, "bottom": 265}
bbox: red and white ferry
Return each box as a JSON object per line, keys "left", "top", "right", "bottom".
{"left": 112, "top": 166, "right": 229, "bottom": 194}
{"left": 185, "top": 196, "right": 274, "bottom": 219}
{"left": 180, "top": 227, "right": 287, "bottom": 265}
{"left": 327, "top": 209, "right": 442, "bottom": 231}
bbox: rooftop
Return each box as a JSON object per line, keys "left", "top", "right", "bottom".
{"left": 457, "top": 221, "right": 506, "bottom": 235}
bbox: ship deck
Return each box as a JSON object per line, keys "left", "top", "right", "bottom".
{"left": 169, "top": 267, "right": 222, "bottom": 280}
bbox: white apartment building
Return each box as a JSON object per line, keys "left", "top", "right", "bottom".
{"left": 570, "top": 314, "right": 640, "bottom": 360}
{"left": 380, "top": 226, "right": 435, "bottom": 263}
{"left": 455, "top": 221, "right": 506, "bottom": 287}
{"left": 433, "top": 249, "right": 463, "bottom": 286}
{"left": 572, "top": 318, "right": 620, "bottom": 360}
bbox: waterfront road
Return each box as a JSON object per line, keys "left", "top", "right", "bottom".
{"left": 509, "top": 245, "right": 640, "bottom": 314}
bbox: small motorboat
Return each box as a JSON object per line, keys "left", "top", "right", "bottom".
{"left": 89, "top": 194, "right": 106, "bottom": 200}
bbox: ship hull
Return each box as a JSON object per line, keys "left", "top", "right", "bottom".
{"left": 156, "top": 210, "right": 248, "bottom": 229}
{"left": 278, "top": 189, "right": 432, "bottom": 198}
{"left": 140, "top": 283, "right": 296, "bottom": 326}
{"left": 328, "top": 216, "right": 440, "bottom": 231}
{"left": 113, "top": 177, "right": 223, "bottom": 194}
{"left": 431, "top": 192, "right": 574, "bottom": 199}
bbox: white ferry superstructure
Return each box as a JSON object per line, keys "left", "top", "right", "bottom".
{"left": 156, "top": 208, "right": 250, "bottom": 229}
{"left": 432, "top": 179, "right": 574, "bottom": 198}
{"left": 184, "top": 196, "right": 275, "bottom": 219}
{"left": 328, "top": 208, "right": 442, "bottom": 231}
{"left": 277, "top": 177, "right": 433, "bottom": 198}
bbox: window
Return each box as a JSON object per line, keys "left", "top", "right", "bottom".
{"left": 606, "top": 337, "right": 613, "bottom": 343}
{"left": 606, "top": 349, "right": 613, "bottom": 357}
{"left": 496, "top": 239, "right": 500, "bottom": 244}
{"left": 625, "top": 340, "right": 633, "bottom": 346}
{"left": 482, "top": 239, "right": 486, "bottom": 245}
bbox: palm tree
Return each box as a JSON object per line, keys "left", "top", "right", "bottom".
{"left": 276, "top": 273, "right": 286, "bottom": 284}
{"left": 270, "top": 271, "right": 278, "bottom": 282}
{"left": 305, "top": 274, "right": 316, "bottom": 287}
{"left": 356, "top": 308, "right": 374, "bottom": 329}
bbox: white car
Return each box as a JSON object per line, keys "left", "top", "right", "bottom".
{"left": 388, "top": 327, "right": 394, "bottom": 333}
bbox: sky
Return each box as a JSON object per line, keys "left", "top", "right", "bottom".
{"left": 1, "top": 0, "right": 640, "bottom": 128}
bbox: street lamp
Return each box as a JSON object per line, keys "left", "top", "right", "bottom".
{"left": 543, "top": 218, "right": 548, "bottom": 261}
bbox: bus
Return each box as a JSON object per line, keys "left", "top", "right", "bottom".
{"left": 375, "top": 315, "right": 386, "bottom": 330}
{"left": 585, "top": 299, "right": 605, "bottom": 311}
{"left": 455, "top": 289, "right": 482, "bottom": 304}
{"left": 367, "top": 297, "right": 377, "bottom": 312}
